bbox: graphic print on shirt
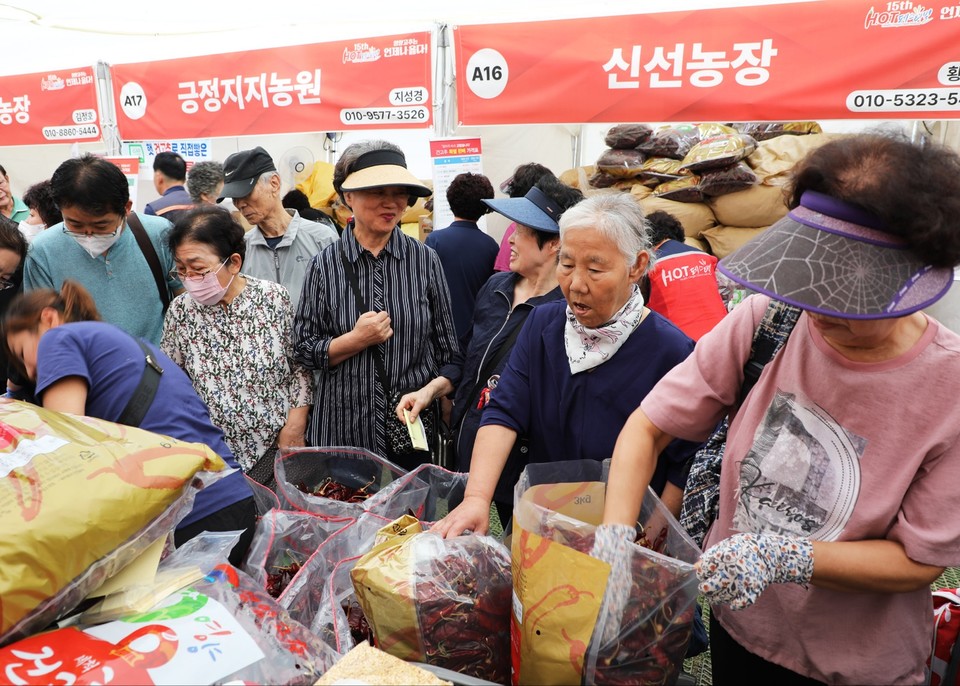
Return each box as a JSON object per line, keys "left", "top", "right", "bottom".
{"left": 733, "top": 391, "right": 865, "bottom": 541}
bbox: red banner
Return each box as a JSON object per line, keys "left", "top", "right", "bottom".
{"left": 455, "top": 1, "right": 960, "bottom": 125}
{"left": 0, "top": 67, "right": 100, "bottom": 146}
{"left": 112, "top": 32, "right": 433, "bottom": 139}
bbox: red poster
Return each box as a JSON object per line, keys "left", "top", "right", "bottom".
{"left": 455, "top": 1, "right": 960, "bottom": 125}
{"left": 0, "top": 67, "right": 100, "bottom": 146}
{"left": 111, "top": 33, "right": 432, "bottom": 140}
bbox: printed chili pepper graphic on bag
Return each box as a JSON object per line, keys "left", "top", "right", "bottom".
{"left": 0, "top": 590, "right": 266, "bottom": 685}
{"left": 510, "top": 468, "right": 700, "bottom": 686}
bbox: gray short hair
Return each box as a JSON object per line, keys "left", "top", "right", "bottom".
{"left": 186, "top": 160, "right": 224, "bottom": 202}
{"left": 558, "top": 192, "right": 655, "bottom": 274}
{"left": 257, "top": 170, "right": 280, "bottom": 188}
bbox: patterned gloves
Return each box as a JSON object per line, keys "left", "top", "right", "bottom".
{"left": 590, "top": 523, "right": 637, "bottom": 646}
{"left": 696, "top": 532, "right": 814, "bottom": 610}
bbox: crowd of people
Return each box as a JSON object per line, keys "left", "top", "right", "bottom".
{"left": 2, "top": 130, "right": 959, "bottom": 685}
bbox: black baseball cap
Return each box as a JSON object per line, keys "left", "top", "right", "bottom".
{"left": 218, "top": 146, "right": 277, "bottom": 201}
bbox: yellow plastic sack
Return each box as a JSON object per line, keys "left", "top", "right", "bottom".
{"left": 0, "top": 400, "right": 227, "bottom": 645}
{"left": 296, "top": 161, "right": 337, "bottom": 208}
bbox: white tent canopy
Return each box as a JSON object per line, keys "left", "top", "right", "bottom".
{"left": 0, "top": 0, "right": 942, "bottom": 227}
{"left": 1, "top": 0, "right": 810, "bottom": 75}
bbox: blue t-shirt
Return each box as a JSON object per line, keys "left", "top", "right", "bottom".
{"left": 34, "top": 321, "right": 251, "bottom": 528}
{"left": 23, "top": 214, "right": 182, "bottom": 345}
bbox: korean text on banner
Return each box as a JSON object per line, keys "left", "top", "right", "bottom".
{"left": 430, "top": 138, "right": 483, "bottom": 231}
{"left": 0, "top": 68, "right": 100, "bottom": 146}
{"left": 454, "top": 1, "right": 960, "bottom": 125}
{"left": 111, "top": 33, "right": 432, "bottom": 140}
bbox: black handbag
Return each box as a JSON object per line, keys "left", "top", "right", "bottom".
{"left": 338, "top": 243, "right": 435, "bottom": 459}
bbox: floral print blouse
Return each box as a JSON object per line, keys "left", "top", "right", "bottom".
{"left": 161, "top": 276, "right": 313, "bottom": 472}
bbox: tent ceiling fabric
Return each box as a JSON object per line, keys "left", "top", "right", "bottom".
{"left": 0, "top": 0, "right": 810, "bottom": 75}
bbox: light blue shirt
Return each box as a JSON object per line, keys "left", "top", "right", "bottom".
{"left": 23, "top": 213, "right": 182, "bottom": 344}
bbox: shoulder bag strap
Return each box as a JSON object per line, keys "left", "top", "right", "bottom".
{"left": 462, "top": 307, "right": 532, "bottom": 411}
{"left": 117, "top": 337, "right": 164, "bottom": 427}
{"left": 739, "top": 300, "right": 802, "bottom": 404}
{"left": 338, "top": 240, "right": 392, "bottom": 398}
{"left": 127, "top": 212, "right": 171, "bottom": 314}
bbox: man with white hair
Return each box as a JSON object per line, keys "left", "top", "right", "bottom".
{"left": 220, "top": 146, "right": 338, "bottom": 306}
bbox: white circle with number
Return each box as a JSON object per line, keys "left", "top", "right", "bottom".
{"left": 466, "top": 49, "right": 509, "bottom": 100}
{"left": 119, "top": 82, "right": 148, "bottom": 120}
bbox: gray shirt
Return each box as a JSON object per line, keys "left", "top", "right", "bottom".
{"left": 243, "top": 210, "right": 338, "bottom": 307}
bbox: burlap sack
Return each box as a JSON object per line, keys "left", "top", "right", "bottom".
{"left": 707, "top": 183, "right": 788, "bottom": 229}
{"left": 746, "top": 133, "right": 848, "bottom": 185}
{"left": 639, "top": 196, "right": 717, "bottom": 239}
{"left": 700, "top": 225, "right": 769, "bottom": 259}
{"left": 684, "top": 236, "right": 711, "bottom": 253}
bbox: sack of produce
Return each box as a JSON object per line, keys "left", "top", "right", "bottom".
{"left": 279, "top": 514, "right": 385, "bottom": 652}
{"left": 733, "top": 121, "right": 822, "bottom": 141}
{"left": 707, "top": 183, "right": 788, "bottom": 228}
{"left": 639, "top": 196, "right": 718, "bottom": 239}
{"left": 0, "top": 400, "right": 229, "bottom": 646}
{"left": 604, "top": 123, "right": 654, "bottom": 149}
{"left": 636, "top": 157, "right": 687, "bottom": 187}
{"left": 700, "top": 225, "right": 769, "bottom": 259}
{"left": 275, "top": 446, "right": 407, "bottom": 519}
{"left": 352, "top": 516, "right": 512, "bottom": 684}
{"left": 588, "top": 170, "right": 621, "bottom": 188}
{"left": 698, "top": 162, "right": 759, "bottom": 198}
{"left": 639, "top": 123, "right": 736, "bottom": 160}
{"left": 242, "top": 508, "right": 351, "bottom": 598}
{"left": 511, "top": 460, "right": 699, "bottom": 686}
{"left": 653, "top": 176, "right": 704, "bottom": 203}
{"left": 595, "top": 148, "right": 647, "bottom": 178}
{"left": 0, "top": 561, "right": 338, "bottom": 685}
{"left": 680, "top": 133, "right": 757, "bottom": 173}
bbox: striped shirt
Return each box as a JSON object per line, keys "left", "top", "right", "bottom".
{"left": 293, "top": 225, "right": 460, "bottom": 453}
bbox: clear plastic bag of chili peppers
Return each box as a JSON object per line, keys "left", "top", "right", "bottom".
{"left": 245, "top": 473, "right": 281, "bottom": 515}
{"left": 512, "top": 460, "right": 700, "bottom": 686}
{"left": 278, "top": 514, "right": 386, "bottom": 653}
{"left": 241, "top": 508, "right": 352, "bottom": 598}
{"left": 275, "top": 446, "right": 408, "bottom": 519}
{"left": 365, "top": 463, "right": 467, "bottom": 522}
{"left": 352, "top": 525, "right": 512, "bottom": 684}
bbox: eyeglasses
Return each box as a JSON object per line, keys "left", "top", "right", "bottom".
{"left": 0, "top": 277, "right": 15, "bottom": 291}
{"left": 62, "top": 216, "right": 124, "bottom": 238}
{"left": 169, "top": 257, "right": 229, "bottom": 282}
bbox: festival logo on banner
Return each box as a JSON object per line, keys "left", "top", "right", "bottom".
{"left": 454, "top": 0, "right": 960, "bottom": 124}
{"left": 0, "top": 68, "right": 100, "bottom": 146}
{"left": 111, "top": 33, "right": 432, "bottom": 139}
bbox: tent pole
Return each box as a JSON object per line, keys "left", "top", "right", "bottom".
{"left": 435, "top": 23, "right": 456, "bottom": 138}
{"left": 95, "top": 61, "right": 120, "bottom": 156}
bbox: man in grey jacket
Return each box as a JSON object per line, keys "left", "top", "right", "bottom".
{"left": 220, "top": 146, "right": 338, "bottom": 306}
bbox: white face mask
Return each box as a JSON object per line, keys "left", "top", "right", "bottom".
{"left": 71, "top": 226, "right": 122, "bottom": 258}
{"left": 17, "top": 220, "right": 43, "bottom": 243}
